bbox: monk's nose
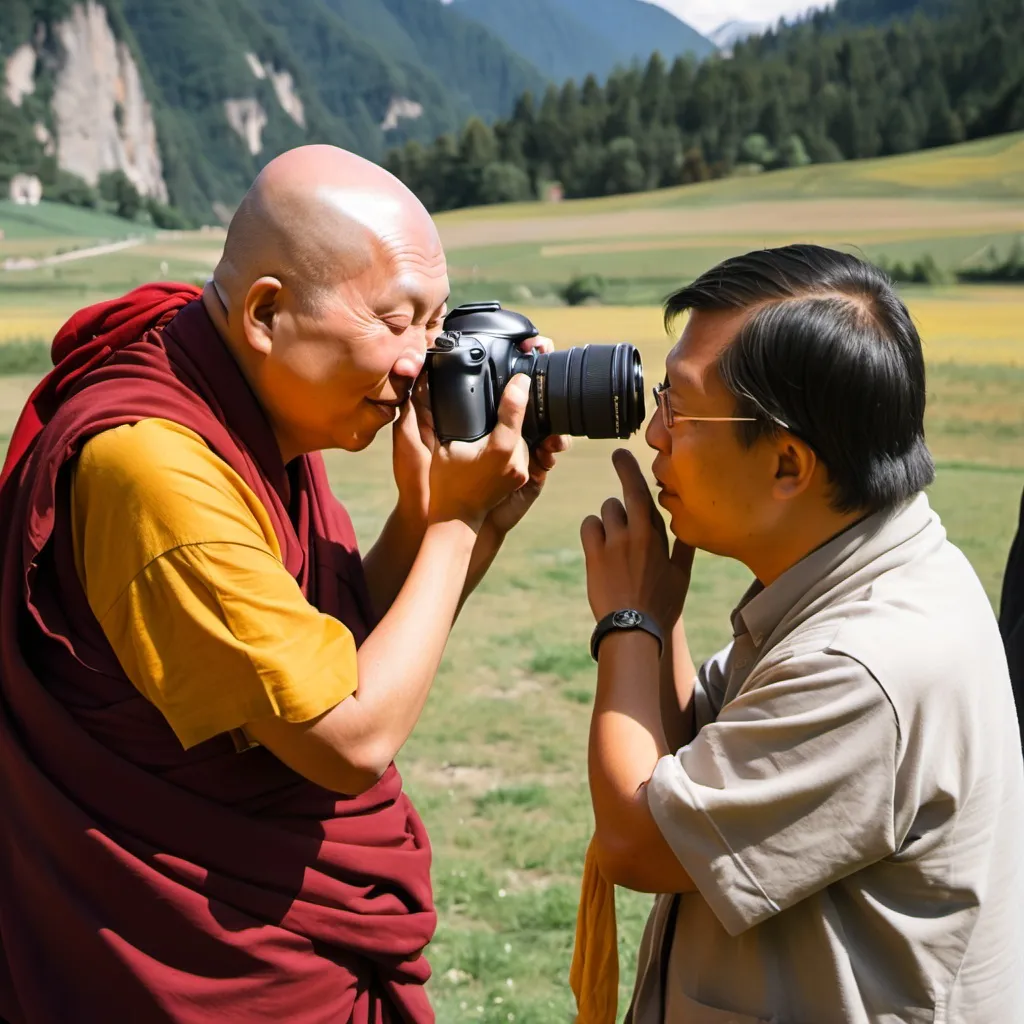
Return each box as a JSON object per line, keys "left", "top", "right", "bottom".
{"left": 392, "top": 346, "right": 425, "bottom": 382}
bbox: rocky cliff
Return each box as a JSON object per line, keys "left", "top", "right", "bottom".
{"left": 4, "top": 2, "right": 166, "bottom": 201}
{"left": 0, "top": 0, "right": 546, "bottom": 222}
{"left": 52, "top": 2, "right": 167, "bottom": 201}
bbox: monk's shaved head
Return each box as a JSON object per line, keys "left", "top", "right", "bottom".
{"left": 203, "top": 144, "right": 450, "bottom": 461}
{"left": 212, "top": 145, "right": 441, "bottom": 315}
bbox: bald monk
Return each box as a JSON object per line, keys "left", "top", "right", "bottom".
{"left": 0, "top": 146, "right": 568, "bottom": 1023}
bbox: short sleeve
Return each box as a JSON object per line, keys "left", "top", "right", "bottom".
{"left": 71, "top": 418, "right": 359, "bottom": 750}
{"left": 693, "top": 643, "right": 732, "bottom": 731}
{"left": 647, "top": 650, "right": 898, "bottom": 936}
{"left": 101, "top": 542, "right": 358, "bottom": 749}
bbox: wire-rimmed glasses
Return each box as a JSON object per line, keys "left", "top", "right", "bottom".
{"left": 651, "top": 382, "right": 791, "bottom": 432}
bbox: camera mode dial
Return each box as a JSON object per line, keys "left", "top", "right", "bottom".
{"left": 433, "top": 331, "right": 459, "bottom": 351}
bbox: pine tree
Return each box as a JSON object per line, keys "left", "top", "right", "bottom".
{"left": 639, "top": 53, "right": 670, "bottom": 125}
{"left": 602, "top": 137, "right": 646, "bottom": 194}
{"left": 882, "top": 101, "right": 920, "bottom": 154}
{"left": 460, "top": 118, "right": 498, "bottom": 167}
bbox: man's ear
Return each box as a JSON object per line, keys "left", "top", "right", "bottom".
{"left": 242, "top": 277, "right": 283, "bottom": 357}
{"left": 772, "top": 436, "right": 817, "bottom": 501}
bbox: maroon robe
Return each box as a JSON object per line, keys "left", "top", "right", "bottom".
{"left": 0, "top": 285, "right": 435, "bottom": 1023}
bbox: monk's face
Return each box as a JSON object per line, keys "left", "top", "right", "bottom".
{"left": 253, "top": 231, "right": 450, "bottom": 457}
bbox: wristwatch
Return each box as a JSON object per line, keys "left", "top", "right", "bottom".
{"left": 590, "top": 609, "right": 664, "bottom": 662}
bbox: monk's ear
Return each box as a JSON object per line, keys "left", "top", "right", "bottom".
{"left": 242, "top": 277, "right": 282, "bottom": 357}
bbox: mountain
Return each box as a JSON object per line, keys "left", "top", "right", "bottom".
{"left": 452, "top": 0, "right": 714, "bottom": 84}
{"left": 708, "top": 20, "right": 767, "bottom": 49}
{"left": 704, "top": 1, "right": 949, "bottom": 48}
{"left": 0, "top": 0, "right": 545, "bottom": 222}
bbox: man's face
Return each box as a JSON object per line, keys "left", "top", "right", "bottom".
{"left": 646, "top": 308, "right": 784, "bottom": 557}
{"left": 257, "top": 232, "right": 450, "bottom": 455}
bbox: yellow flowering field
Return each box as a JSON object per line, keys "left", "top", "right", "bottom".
{"left": 521, "top": 287, "right": 1024, "bottom": 366}
{"left": 3, "top": 286, "right": 1022, "bottom": 365}
{"left": 0, "top": 301, "right": 88, "bottom": 342}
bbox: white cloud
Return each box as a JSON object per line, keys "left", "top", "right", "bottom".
{"left": 644, "top": 0, "right": 835, "bottom": 36}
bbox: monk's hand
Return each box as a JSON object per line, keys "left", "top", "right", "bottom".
{"left": 427, "top": 373, "right": 532, "bottom": 531}
{"left": 580, "top": 449, "right": 694, "bottom": 631}
{"left": 391, "top": 375, "right": 436, "bottom": 527}
{"left": 480, "top": 336, "right": 571, "bottom": 539}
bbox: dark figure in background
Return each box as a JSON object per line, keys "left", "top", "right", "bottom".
{"left": 1000, "top": 488, "right": 1024, "bottom": 746}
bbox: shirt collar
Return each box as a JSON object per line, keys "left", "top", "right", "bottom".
{"left": 731, "top": 493, "right": 934, "bottom": 648}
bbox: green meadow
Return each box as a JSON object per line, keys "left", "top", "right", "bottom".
{"left": 3, "top": 132, "right": 1024, "bottom": 333}
{"left": 1, "top": 133, "right": 1023, "bottom": 1021}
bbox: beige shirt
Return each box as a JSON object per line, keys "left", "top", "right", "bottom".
{"left": 627, "top": 493, "right": 1024, "bottom": 1024}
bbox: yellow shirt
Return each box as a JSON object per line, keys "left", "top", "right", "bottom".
{"left": 71, "top": 417, "right": 358, "bottom": 750}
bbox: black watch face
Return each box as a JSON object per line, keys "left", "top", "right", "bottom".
{"left": 612, "top": 609, "right": 643, "bottom": 628}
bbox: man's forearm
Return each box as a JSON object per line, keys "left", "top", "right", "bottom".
{"left": 661, "top": 617, "right": 698, "bottom": 753}
{"left": 590, "top": 631, "right": 667, "bottom": 850}
{"left": 588, "top": 630, "right": 696, "bottom": 894}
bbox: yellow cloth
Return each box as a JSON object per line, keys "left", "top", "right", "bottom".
{"left": 71, "top": 417, "right": 359, "bottom": 750}
{"left": 570, "top": 836, "right": 619, "bottom": 1024}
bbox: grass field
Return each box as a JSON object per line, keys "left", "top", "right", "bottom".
{"left": 0, "top": 347, "right": 1020, "bottom": 1022}
{"left": 3, "top": 133, "right": 1023, "bottom": 327}
{"left": 431, "top": 131, "right": 1024, "bottom": 304}
{"left": 1, "top": 134, "right": 1023, "bottom": 1021}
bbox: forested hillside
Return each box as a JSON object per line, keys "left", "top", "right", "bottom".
{"left": 811, "top": 0, "right": 953, "bottom": 27}
{"left": 385, "top": 0, "right": 1024, "bottom": 211}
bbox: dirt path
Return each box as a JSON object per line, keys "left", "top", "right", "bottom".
{"left": 2, "top": 236, "right": 144, "bottom": 272}
{"left": 438, "top": 197, "right": 1024, "bottom": 250}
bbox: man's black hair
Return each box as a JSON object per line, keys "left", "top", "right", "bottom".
{"left": 664, "top": 244, "right": 935, "bottom": 513}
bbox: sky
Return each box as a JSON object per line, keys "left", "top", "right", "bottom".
{"left": 643, "top": 0, "right": 834, "bottom": 35}
{"left": 436, "top": 0, "right": 837, "bottom": 39}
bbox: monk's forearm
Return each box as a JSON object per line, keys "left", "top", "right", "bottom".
{"left": 245, "top": 519, "right": 475, "bottom": 795}
{"left": 365, "top": 509, "right": 508, "bottom": 625}
{"left": 362, "top": 502, "right": 427, "bottom": 619}
{"left": 455, "top": 518, "right": 504, "bottom": 617}
{"left": 335, "top": 518, "right": 476, "bottom": 766}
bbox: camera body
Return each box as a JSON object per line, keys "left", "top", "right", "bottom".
{"left": 425, "top": 302, "right": 546, "bottom": 444}
{"left": 425, "top": 300, "right": 645, "bottom": 446}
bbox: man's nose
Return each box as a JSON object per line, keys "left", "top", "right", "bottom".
{"left": 645, "top": 412, "right": 668, "bottom": 453}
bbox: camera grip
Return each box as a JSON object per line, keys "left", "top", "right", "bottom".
{"left": 427, "top": 349, "right": 495, "bottom": 442}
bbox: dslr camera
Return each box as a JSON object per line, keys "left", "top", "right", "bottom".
{"left": 425, "top": 301, "right": 646, "bottom": 446}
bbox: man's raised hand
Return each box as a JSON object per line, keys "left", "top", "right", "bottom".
{"left": 581, "top": 449, "right": 694, "bottom": 631}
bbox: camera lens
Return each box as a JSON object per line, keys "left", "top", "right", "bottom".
{"left": 533, "top": 343, "right": 645, "bottom": 440}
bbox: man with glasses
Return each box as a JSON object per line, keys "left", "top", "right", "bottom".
{"left": 576, "top": 245, "right": 1024, "bottom": 1023}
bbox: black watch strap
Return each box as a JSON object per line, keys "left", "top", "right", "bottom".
{"left": 590, "top": 609, "right": 664, "bottom": 661}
